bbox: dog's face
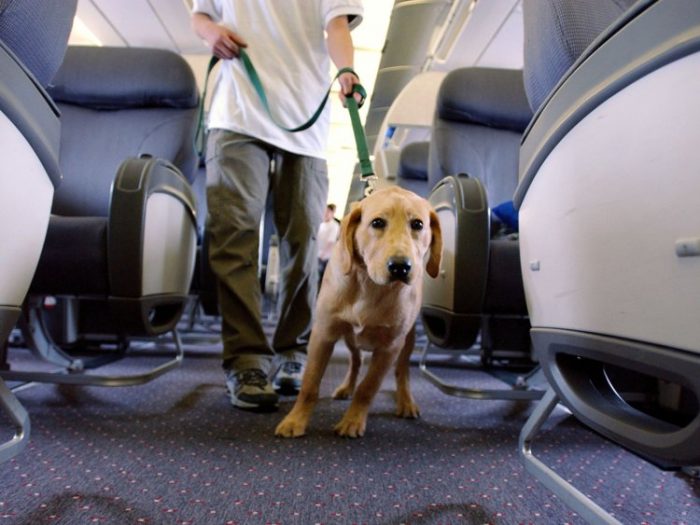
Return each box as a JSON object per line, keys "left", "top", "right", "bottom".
{"left": 339, "top": 186, "right": 442, "bottom": 286}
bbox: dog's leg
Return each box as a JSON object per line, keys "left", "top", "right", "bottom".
{"left": 334, "top": 348, "right": 396, "bottom": 438}
{"left": 395, "top": 326, "right": 419, "bottom": 418}
{"left": 332, "top": 341, "right": 361, "bottom": 400}
{"left": 275, "top": 333, "right": 335, "bottom": 438}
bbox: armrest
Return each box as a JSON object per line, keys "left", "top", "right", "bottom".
{"left": 421, "top": 174, "right": 490, "bottom": 348}
{"left": 108, "top": 156, "right": 197, "bottom": 298}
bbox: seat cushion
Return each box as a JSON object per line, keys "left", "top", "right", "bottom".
{"left": 30, "top": 216, "right": 109, "bottom": 295}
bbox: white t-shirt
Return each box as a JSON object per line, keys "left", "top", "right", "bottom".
{"left": 317, "top": 219, "right": 340, "bottom": 261}
{"left": 192, "top": 0, "right": 363, "bottom": 159}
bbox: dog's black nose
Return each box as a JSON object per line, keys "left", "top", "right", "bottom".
{"left": 387, "top": 257, "right": 412, "bottom": 282}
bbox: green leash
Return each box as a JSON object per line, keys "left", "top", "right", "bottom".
{"left": 194, "top": 49, "right": 377, "bottom": 191}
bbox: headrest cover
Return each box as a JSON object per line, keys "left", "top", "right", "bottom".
{"left": 47, "top": 46, "right": 199, "bottom": 110}
{"left": 437, "top": 68, "right": 533, "bottom": 133}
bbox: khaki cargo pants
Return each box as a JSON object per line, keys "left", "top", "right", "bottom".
{"left": 205, "top": 129, "right": 328, "bottom": 374}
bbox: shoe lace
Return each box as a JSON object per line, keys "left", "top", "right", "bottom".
{"left": 236, "top": 369, "right": 269, "bottom": 388}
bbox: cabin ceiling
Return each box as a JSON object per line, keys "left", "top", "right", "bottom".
{"left": 68, "top": 0, "right": 524, "bottom": 210}
{"left": 71, "top": 0, "right": 207, "bottom": 53}
{"left": 70, "top": 0, "right": 395, "bottom": 57}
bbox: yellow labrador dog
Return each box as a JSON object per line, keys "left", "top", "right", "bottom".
{"left": 275, "top": 185, "right": 442, "bottom": 438}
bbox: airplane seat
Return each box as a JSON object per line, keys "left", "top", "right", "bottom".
{"left": 421, "top": 67, "right": 534, "bottom": 370}
{"left": 0, "top": 0, "right": 77, "bottom": 460}
{"left": 396, "top": 141, "right": 430, "bottom": 198}
{"left": 427, "top": 67, "right": 532, "bottom": 205}
{"left": 48, "top": 46, "right": 200, "bottom": 211}
{"left": 3, "top": 45, "right": 200, "bottom": 387}
{"left": 521, "top": 0, "right": 637, "bottom": 115}
{"left": 516, "top": 0, "right": 700, "bottom": 521}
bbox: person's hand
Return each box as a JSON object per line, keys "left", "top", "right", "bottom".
{"left": 338, "top": 71, "right": 364, "bottom": 107}
{"left": 204, "top": 23, "right": 247, "bottom": 60}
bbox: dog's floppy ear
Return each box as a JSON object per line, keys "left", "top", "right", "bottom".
{"left": 426, "top": 208, "right": 442, "bottom": 278}
{"left": 339, "top": 202, "right": 362, "bottom": 274}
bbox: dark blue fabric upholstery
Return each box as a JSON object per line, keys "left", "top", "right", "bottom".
{"left": 46, "top": 47, "right": 200, "bottom": 216}
{"left": 0, "top": 0, "right": 77, "bottom": 87}
{"left": 522, "top": 0, "right": 637, "bottom": 113}
{"left": 428, "top": 67, "right": 532, "bottom": 206}
{"left": 397, "top": 141, "right": 430, "bottom": 197}
{"left": 398, "top": 141, "right": 430, "bottom": 181}
{"left": 437, "top": 68, "right": 532, "bottom": 133}
{"left": 53, "top": 104, "right": 199, "bottom": 216}
{"left": 31, "top": 46, "right": 199, "bottom": 298}
{"left": 30, "top": 216, "right": 109, "bottom": 295}
{"left": 48, "top": 46, "right": 199, "bottom": 110}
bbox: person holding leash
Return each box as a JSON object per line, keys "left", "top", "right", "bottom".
{"left": 191, "top": 0, "right": 364, "bottom": 411}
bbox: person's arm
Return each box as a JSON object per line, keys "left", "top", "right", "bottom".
{"left": 192, "top": 11, "right": 247, "bottom": 59}
{"left": 326, "top": 15, "right": 362, "bottom": 104}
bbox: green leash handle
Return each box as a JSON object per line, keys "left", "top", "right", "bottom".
{"left": 195, "top": 50, "right": 376, "bottom": 192}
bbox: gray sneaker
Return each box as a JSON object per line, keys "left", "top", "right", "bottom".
{"left": 272, "top": 358, "right": 305, "bottom": 395}
{"left": 225, "top": 369, "right": 279, "bottom": 411}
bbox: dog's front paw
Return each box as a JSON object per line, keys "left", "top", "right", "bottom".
{"left": 396, "top": 398, "right": 420, "bottom": 419}
{"left": 275, "top": 415, "right": 307, "bottom": 438}
{"left": 334, "top": 414, "right": 367, "bottom": 438}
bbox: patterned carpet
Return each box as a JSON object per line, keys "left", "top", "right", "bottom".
{"left": 0, "top": 318, "right": 698, "bottom": 524}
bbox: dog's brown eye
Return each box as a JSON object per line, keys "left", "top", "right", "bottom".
{"left": 370, "top": 218, "right": 386, "bottom": 229}
{"left": 410, "top": 219, "right": 424, "bottom": 231}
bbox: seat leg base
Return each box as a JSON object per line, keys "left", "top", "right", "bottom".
{"left": 418, "top": 341, "right": 545, "bottom": 400}
{"left": 1, "top": 330, "right": 184, "bottom": 387}
{"left": 519, "top": 387, "right": 623, "bottom": 525}
{"left": 0, "top": 378, "right": 30, "bottom": 463}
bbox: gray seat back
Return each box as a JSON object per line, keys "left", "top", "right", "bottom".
{"left": 397, "top": 141, "right": 430, "bottom": 198}
{"left": 46, "top": 46, "right": 200, "bottom": 217}
{"left": 522, "top": 0, "right": 637, "bottom": 113}
{"left": 428, "top": 67, "right": 532, "bottom": 207}
{"left": 0, "top": 0, "right": 76, "bottom": 87}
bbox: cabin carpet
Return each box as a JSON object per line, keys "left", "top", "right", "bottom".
{"left": 0, "top": 324, "right": 698, "bottom": 524}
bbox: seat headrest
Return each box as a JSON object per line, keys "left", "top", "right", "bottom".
{"left": 47, "top": 46, "right": 199, "bottom": 110}
{"left": 437, "top": 68, "right": 533, "bottom": 133}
